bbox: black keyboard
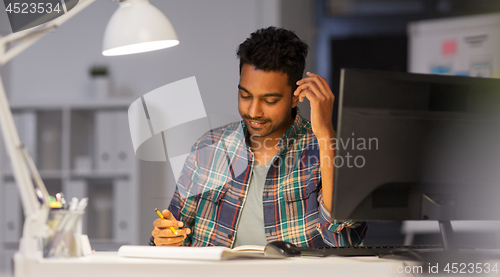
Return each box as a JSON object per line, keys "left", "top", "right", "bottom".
{"left": 300, "top": 245, "right": 443, "bottom": 257}
{"left": 264, "top": 241, "right": 443, "bottom": 258}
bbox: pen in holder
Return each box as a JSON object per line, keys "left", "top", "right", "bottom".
{"left": 44, "top": 208, "right": 84, "bottom": 257}
{"left": 43, "top": 197, "right": 91, "bottom": 258}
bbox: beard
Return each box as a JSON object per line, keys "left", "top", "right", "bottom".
{"left": 242, "top": 113, "right": 290, "bottom": 139}
{"left": 243, "top": 116, "right": 273, "bottom": 137}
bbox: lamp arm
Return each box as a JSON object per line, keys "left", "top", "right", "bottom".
{"left": 0, "top": 0, "right": 95, "bottom": 66}
{"left": 0, "top": 73, "right": 49, "bottom": 260}
{"left": 0, "top": 0, "right": 95, "bottom": 260}
{"left": 0, "top": 28, "right": 55, "bottom": 66}
{"left": 0, "top": 76, "right": 40, "bottom": 216}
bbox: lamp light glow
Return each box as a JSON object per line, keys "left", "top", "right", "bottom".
{"left": 103, "top": 40, "right": 179, "bottom": 56}
{"left": 102, "top": 0, "right": 178, "bottom": 56}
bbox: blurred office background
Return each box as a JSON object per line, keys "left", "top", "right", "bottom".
{"left": 1, "top": 0, "right": 500, "bottom": 275}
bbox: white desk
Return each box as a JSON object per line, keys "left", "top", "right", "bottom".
{"left": 15, "top": 250, "right": 500, "bottom": 277}
{"left": 401, "top": 221, "right": 500, "bottom": 245}
{"left": 15, "top": 251, "right": 420, "bottom": 277}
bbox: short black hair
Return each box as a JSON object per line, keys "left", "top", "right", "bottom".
{"left": 237, "top": 27, "right": 308, "bottom": 92}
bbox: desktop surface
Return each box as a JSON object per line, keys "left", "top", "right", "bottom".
{"left": 15, "top": 249, "right": 500, "bottom": 277}
{"left": 16, "top": 250, "right": 419, "bottom": 277}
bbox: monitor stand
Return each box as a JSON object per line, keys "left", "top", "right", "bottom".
{"left": 421, "top": 194, "right": 499, "bottom": 258}
{"left": 438, "top": 220, "right": 458, "bottom": 252}
{"left": 422, "top": 193, "right": 461, "bottom": 251}
{"left": 419, "top": 196, "right": 500, "bottom": 267}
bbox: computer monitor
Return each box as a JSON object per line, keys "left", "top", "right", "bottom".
{"left": 331, "top": 69, "right": 500, "bottom": 223}
{"left": 5, "top": 0, "right": 79, "bottom": 33}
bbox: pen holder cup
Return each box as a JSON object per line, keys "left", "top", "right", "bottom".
{"left": 44, "top": 209, "right": 84, "bottom": 258}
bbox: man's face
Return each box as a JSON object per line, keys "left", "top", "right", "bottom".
{"left": 238, "top": 64, "right": 298, "bottom": 142}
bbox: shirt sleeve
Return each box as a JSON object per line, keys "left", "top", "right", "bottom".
{"left": 150, "top": 145, "right": 200, "bottom": 246}
{"left": 316, "top": 188, "right": 368, "bottom": 247}
{"left": 168, "top": 148, "right": 200, "bottom": 246}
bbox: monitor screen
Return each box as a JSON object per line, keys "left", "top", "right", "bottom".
{"left": 331, "top": 69, "right": 500, "bottom": 221}
{"left": 4, "top": 0, "right": 79, "bottom": 33}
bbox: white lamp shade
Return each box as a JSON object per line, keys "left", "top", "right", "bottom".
{"left": 102, "top": 0, "right": 179, "bottom": 56}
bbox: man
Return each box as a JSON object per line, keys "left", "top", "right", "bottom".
{"left": 151, "top": 27, "right": 367, "bottom": 247}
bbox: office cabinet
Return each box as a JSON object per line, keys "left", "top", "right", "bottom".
{"left": 0, "top": 99, "right": 140, "bottom": 255}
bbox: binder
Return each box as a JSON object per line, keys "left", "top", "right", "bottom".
{"left": 113, "top": 179, "right": 131, "bottom": 243}
{"left": 37, "top": 111, "right": 61, "bottom": 170}
{"left": 95, "top": 111, "right": 114, "bottom": 172}
{"left": 3, "top": 181, "right": 22, "bottom": 243}
{"left": 114, "top": 111, "right": 134, "bottom": 172}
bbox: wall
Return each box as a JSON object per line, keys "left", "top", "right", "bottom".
{"left": 0, "top": 0, "right": 319, "bottom": 246}
{"left": 4, "top": 0, "right": 280, "bottom": 245}
{"left": 281, "top": 0, "right": 317, "bottom": 120}
{"left": 0, "top": 0, "right": 281, "bottom": 245}
{"left": 281, "top": 0, "right": 317, "bottom": 79}
{"left": 7, "top": 0, "right": 277, "bottom": 113}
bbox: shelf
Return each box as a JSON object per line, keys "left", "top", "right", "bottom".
{"left": 70, "top": 172, "right": 130, "bottom": 179}
{"left": 3, "top": 171, "right": 130, "bottom": 181}
{"left": 8, "top": 98, "right": 135, "bottom": 110}
{"left": 3, "top": 170, "right": 65, "bottom": 180}
{"left": 1, "top": 102, "right": 140, "bottom": 250}
{"left": 40, "top": 170, "right": 66, "bottom": 179}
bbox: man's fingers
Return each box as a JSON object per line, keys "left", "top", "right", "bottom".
{"left": 156, "top": 236, "right": 186, "bottom": 245}
{"left": 295, "top": 81, "right": 321, "bottom": 101}
{"left": 297, "top": 72, "right": 334, "bottom": 97}
{"left": 307, "top": 72, "right": 334, "bottom": 100}
{"left": 308, "top": 72, "right": 333, "bottom": 94}
{"left": 305, "top": 72, "right": 328, "bottom": 96}
{"left": 151, "top": 209, "right": 188, "bottom": 247}
{"left": 153, "top": 227, "right": 189, "bottom": 238}
{"left": 156, "top": 239, "right": 184, "bottom": 247}
{"left": 158, "top": 241, "right": 183, "bottom": 247}
{"left": 154, "top": 218, "right": 184, "bottom": 228}
{"left": 162, "top": 209, "right": 175, "bottom": 220}
{"left": 294, "top": 83, "right": 322, "bottom": 103}
{"left": 154, "top": 235, "right": 186, "bottom": 246}
{"left": 296, "top": 76, "right": 328, "bottom": 98}
{"left": 299, "top": 89, "right": 317, "bottom": 103}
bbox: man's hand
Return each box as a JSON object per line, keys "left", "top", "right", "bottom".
{"left": 294, "top": 72, "right": 336, "bottom": 212}
{"left": 294, "top": 72, "right": 335, "bottom": 139}
{"left": 152, "top": 209, "right": 191, "bottom": 246}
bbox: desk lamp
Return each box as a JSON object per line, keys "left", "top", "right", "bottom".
{"left": 0, "top": 0, "right": 178, "bottom": 261}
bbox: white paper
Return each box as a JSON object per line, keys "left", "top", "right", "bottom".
{"left": 118, "top": 245, "right": 226, "bottom": 261}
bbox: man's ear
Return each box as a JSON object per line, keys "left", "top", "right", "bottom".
{"left": 292, "top": 91, "right": 299, "bottom": 108}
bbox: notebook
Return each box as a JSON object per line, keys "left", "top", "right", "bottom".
{"left": 118, "top": 245, "right": 270, "bottom": 261}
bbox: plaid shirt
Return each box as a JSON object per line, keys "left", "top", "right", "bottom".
{"left": 151, "top": 109, "right": 367, "bottom": 247}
